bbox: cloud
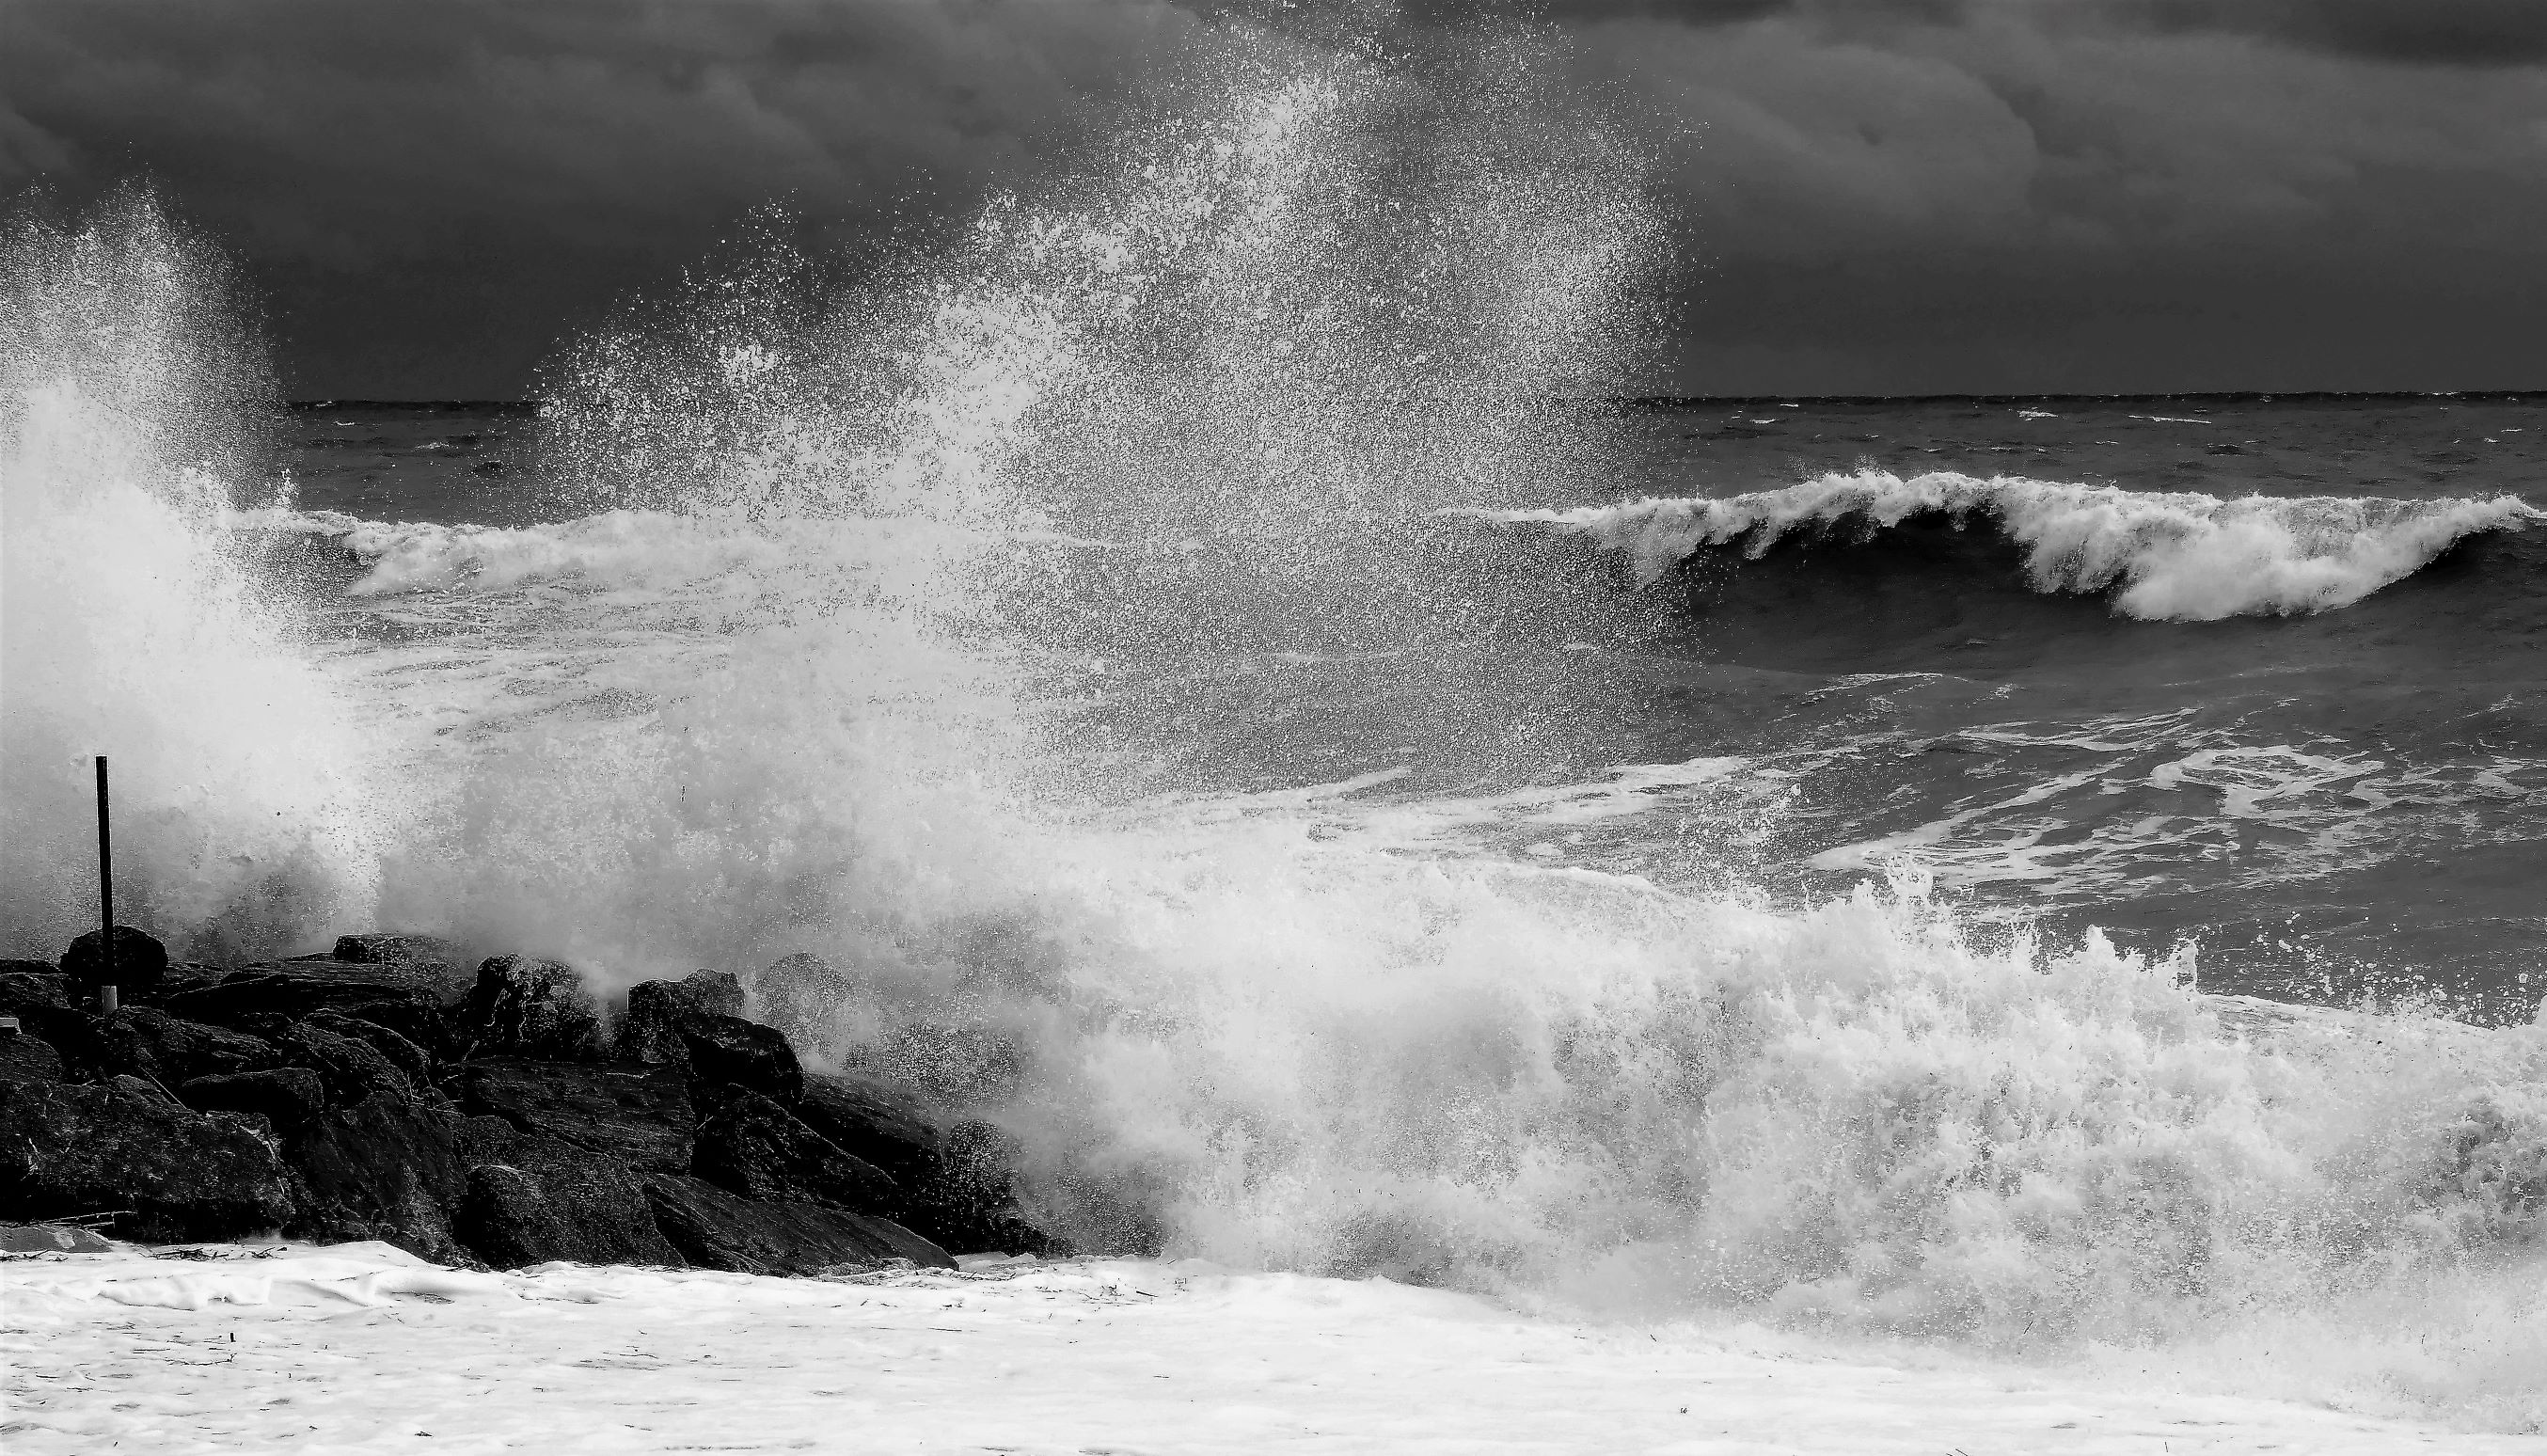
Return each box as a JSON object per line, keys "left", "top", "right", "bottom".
{"left": 3, "top": 0, "right": 2541, "bottom": 395}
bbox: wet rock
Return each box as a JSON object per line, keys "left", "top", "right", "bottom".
{"left": 692, "top": 1089, "right": 899, "bottom": 1212}
{"left": 327, "top": 935, "right": 475, "bottom": 1007}
{"left": 267, "top": 1021, "right": 412, "bottom": 1103}
{"left": 0, "top": 1078, "right": 296, "bottom": 1241}
{"left": 0, "top": 1030, "right": 64, "bottom": 1084}
{"left": 282, "top": 1084, "right": 465, "bottom": 1261}
{"left": 180, "top": 1068, "right": 326, "bottom": 1130}
{"left": 457, "top": 956, "right": 604, "bottom": 1061}
{"left": 0, "top": 1223, "right": 114, "bottom": 1253}
{"left": 615, "top": 972, "right": 744, "bottom": 1068}
{"left": 641, "top": 1173, "right": 952, "bottom": 1275}
{"left": 160, "top": 964, "right": 447, "bottom": 1052}
{"left": 0, "top": 966, "right": 69, "bottom": 1012}
{"left": 792, "top": 1075, "right": 1047, "bottom": 1253}
{"left": 453, "top": 1125, "right": 683, "bottom": 1269}
{"left": 454, "top": 1058, "right": 694, "bottom": 1173}
{"left": 143, "top": 963, "right": 229, "bottom": 1002}
{"left": 300, "top": 1009, "right": 437, "bottom": 1089}
{"left": 61, "top": 926, "right": 169, "bottom": 997}
{"left": 88, "top": 1009, "right": 281, "bottom": 1086}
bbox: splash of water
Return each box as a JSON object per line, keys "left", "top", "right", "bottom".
{"left": 0, "top": 188, "right": 381, "bottom": 961}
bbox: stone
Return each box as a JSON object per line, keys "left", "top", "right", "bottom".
{"left": 0, "top": 1031, "right": 64, "bottom": 1084}
{"left": 0, "top": 1078, "right": 296, "bottom": 1241}
{"left": 454, "top": 1058, "right": 694, "bottom": 1173}
{"left": 614, "top": 972, "right": 745, "bottom": 1068}
{"left": 300, "top": 1009, "right": 438, "bottom": 1089}
{"left": 0, "top": 1223, "right": 114, "bottom": 1253}
{"left": 325, "top": 935, "right": 476, "bottom": 1006}
{"left": 457, "top": 956, "right": 604, "bottom": 1061}
{"left": 692, "top": 1090, "right": 899, "bottom": 1212}
{"left": 673, "top": 1013, "right": 801, "bottom": 1104}
{"left": 61, "top": 926, "right": 169, "bottom": 996}
{"left": 267, "top": 1020, "right": 413, "bottom": 1103}
{"left": 452, "top": 1126, "right": 683, "bottom": 1270}
{"left": 160, "top": 965, "right": 448, "bottom": 1052}
{"left": 790, "top": 1074, "right": 1041, "bottom": 1251}
{"left": 143, "top": 963, "right": 229, "bottom": 1002}
{"left": 181, "top": 1068, "right": 327, "bottom": 1130}
{"left": 88, "top": 1009, "right": 281, "bottom": 1086}
{"left": 0, "top": 967, "right": 68, "bottom": 1013}
{"left": 641, "top": 1173, "right": 953, "bottom": 1275}
{"left": 282, "top": 1084, "right": 465, "bottom": 1262}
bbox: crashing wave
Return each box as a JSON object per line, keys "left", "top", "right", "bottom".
{"left": 1465, "top": 471, "right": 2543, "bottom": 622}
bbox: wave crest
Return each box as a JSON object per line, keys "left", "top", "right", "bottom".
{"left": 1469, "top": 471, "right": 2543, "bottom": 621}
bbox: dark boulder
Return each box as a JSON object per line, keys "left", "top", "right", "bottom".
{"left": 61, "top": 926, "right": 169, "bottom": 997}
{"left": 88, "top": 1009, "right": 281, "bottom": 1086}
{"left": 325, "top": 935, "right": 476, "bottom": 1007}
{"left": 282, "top": 1084, "right": 465, "bottom": 1261}
{"left": 300, "top": 1009, "right": 437, "bottom": 1089}
{"left": 142, "top": 963, "right": 229, "bottom": 1002}
{"left": 161, "top": 964, "right": 447, "bottom": 1052}
{"left": 0, "top": 1078, "right": 296, "bottom": 1241}
{"left": 181, "top": 1067, "right": 326, "bottom": 1130}
{"left": 457, "top": 956, "right": 604, "bottom": 1061}
{"left": 669, "top": 1012, "right": 800, "bottom": 1104}
{"left": 452, "top": 1124, "right": 683, "bottom": 1270}
{"left": 642, "top": 1173, "right": 952, "bottom": 1274}
{"left": 692, "top": 1090, "right": 899, "bottom": 1211}
{"left": 793, "top": 1074, "right": 1045, "bottom": 1252}
{"left": 454, "top": 1058, "right": 694, "bottom": 1173}
{"left": 0, "top": 1030, "right": 63, "bottom": 1084}
{"left": 0, "top": 967, "right": 68, "bottom": 1012}
{"left": 615, "top": 972, "right": 747, "bottom": 1069}
{"left": 267, "top": 1021, "right": 413, "bottom": 1104}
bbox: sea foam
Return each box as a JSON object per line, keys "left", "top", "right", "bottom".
{"left": 1468, "top": 471, "right": 2543, "bottom": 620}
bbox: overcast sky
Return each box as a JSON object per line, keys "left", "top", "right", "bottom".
{"left": 5, "top": 0, "right": 2542, "bottom": 398}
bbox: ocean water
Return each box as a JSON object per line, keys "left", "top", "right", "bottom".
{"left": 7, "top": 40, "right": 2546, "bottom": 1435}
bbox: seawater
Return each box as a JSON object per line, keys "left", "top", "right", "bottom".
{"left": 6, "top": 40, "right": 2546, "bottom": 1435}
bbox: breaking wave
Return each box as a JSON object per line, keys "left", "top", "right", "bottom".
{"left": 1471, "top": 471, "right": 2544, "bottom": 621}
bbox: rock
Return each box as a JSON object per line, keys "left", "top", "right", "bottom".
{"left": 160, "top": 965, "right": 448, "bottom": 1052}
{"left": 454, "top": 1058, "right": 694, "bottom": 1173}
{"left": 88, "top": 1009, "right": 281, "bottom": 1086}
{"left": 452, "top": 1126, "right": 684, "bottom": 1269}
{"left": 61, "top": 926, "right": 169, "bottom": 996}
{"left": 267, "top": 1020, "right": 413, "bottom": 1103}
{"left": 615, "top": 972, "right": 744, "bottom": 1068}
{"left": 300, "top": 1009, "right": 438, "bottom": 1089}
{"left": 0, "top": 967, "right": 68, "bottom": 1012}
{"left": 282, "top": 1084, "right": 465, "bottom": 1261}
{"left": 0, "top": 1223, "right": 114, "bottom": 1253}
{"left": 326, "top": 935, "right": 476, "bottom": 1006}
{"left": 142, "top": 963, "right": 229, "bottom": 1002}
{"left": 457, "top": 956, "right": 604, "bottom": 1061}
{"left": 676, "top": 1014, "right": 801, "bottom": 1104}
{"left": 641, "top": 1174, "right": 953, "bottom": 1275}
{"left": 108, "top": 1072, "right": 182, "bottom": 1104}
{"left": 0, "top": 1031, "right": 64, "bottom": 1084}
{"left": 692, "top": 1090, "right": 899, "bottom": 1212}
{"left": 180, "top": 1068, "right": 327, "bottom": 1130}
{"left": 0, "top": 1078, "right": 296, "bottom": 1241}
{"left": 791, "top": 1074, "right": 1041, "bottom": 1251}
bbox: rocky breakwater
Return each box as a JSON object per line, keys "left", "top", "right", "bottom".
{"left": 1, "top": 931, "right": 1039, "bottom": 1275}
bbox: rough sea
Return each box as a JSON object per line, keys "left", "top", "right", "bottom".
{"left": 7, "top": 50, "right": 2545, "bottom": 1435}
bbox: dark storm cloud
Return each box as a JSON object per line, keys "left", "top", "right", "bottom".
{"left": 3, "top": 0, "right": 2541, "bottom": 396}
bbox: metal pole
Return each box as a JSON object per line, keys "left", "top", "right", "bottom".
{"left": 95, "top": 756, "right": 117, "bottom": 1014}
